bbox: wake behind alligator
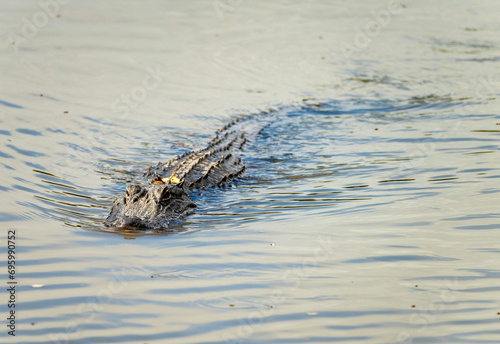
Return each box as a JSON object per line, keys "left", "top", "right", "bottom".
{"left": 104, "top": 111, "right": 275, "bottom": 231}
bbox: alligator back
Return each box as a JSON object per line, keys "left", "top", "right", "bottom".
{"left": 104, "top": 111, "right": 274, "bottom": 231}
{"left": 144, "top": 112, "right": 272, "bottom": 190}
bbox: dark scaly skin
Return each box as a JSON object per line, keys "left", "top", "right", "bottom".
{"left": 104, "top": 112, "right": 272, "bottom": 231}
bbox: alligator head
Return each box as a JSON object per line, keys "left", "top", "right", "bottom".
{"left": 104, "top": 179, "right": 196, "bottom": 231}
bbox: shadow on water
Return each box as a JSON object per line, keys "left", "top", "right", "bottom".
{"left": 0, "top": 99, "right": 24, "bottom": 109}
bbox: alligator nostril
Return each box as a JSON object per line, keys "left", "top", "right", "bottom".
{"left": 127, "top": 183, "right": 144, "bottom": 196}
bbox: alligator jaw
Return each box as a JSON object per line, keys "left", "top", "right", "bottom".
{"left": 105, "top": 216, "right": 153, "bottom": 231}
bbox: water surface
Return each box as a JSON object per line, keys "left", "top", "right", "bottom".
{"left": 1, "top": 1, "right": 499, "bottom": 343}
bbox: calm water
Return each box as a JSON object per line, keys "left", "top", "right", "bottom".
{"left": 1, "top": 1, "right": 500, "bottom": 343}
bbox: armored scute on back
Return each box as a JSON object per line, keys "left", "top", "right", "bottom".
{"left": 104, "top": 113, "right": 271, "bottom": 231}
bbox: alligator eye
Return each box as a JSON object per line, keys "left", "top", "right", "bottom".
{"left": 125, "top": 188, "right": 130, "bottom": 197}
{"left": 160, "top": 187, "right": 171, "bottom": 201}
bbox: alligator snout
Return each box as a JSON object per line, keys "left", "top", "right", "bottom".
{"left": 112, "top": 216, "right": 151, "bottom": 231}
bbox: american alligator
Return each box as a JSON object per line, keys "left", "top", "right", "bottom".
{"left": 104, "top": 112, "right": 274, "bottom": 231}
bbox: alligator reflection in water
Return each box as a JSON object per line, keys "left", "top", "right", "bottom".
{"left": 104, "top": 112, "right": 274, "bottom": 231}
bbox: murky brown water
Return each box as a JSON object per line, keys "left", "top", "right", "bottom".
{"left": 1, "top": 1, "right": 500, "bottom": 343}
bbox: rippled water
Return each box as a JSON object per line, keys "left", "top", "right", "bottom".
{"left": 1, "top": 1, "right": 500, "bottom": 343}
